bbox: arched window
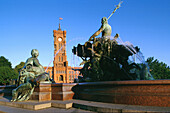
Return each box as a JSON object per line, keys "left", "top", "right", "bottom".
{"left": 54, "top": 44, "right": 57, "bottom": 50}
{"left": 59, "top": 43, "right": 61, "bottom": 49}
{"left": 59, "top": 75, "right": 63, "bottom": 81}
{"left": 69, "top": 75, "right": 71, "bottom": 81}
{"left": 72, "top": 75, "right": 74, "bottom": 81}
{"left": 61, "top": 56, "right": 63, "bottom": 62}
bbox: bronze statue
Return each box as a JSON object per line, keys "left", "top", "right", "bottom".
{"left": 72, "top": 1, "right": 154, "bottom": 82}
{"left": 11, "top": 49, "right": 50, "bottom": 102}
{"left": 25, "top": 49, "right": 45, "bottom": 76}
{"left": 88, "top": 1, "right": 123, "bottom": 42}
{"left": 89, "top": 17, "right": 112, "bottom": 42}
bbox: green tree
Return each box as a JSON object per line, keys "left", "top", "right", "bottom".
{"left": 14, "top": 62, "right": 25, "bottom": 74}
{"left": 146, "top": 57, "right": 170, "bottom": 79}
{"left": 0, "top": 56, "right": 18, "bottom": 85}
{"left": 0, "top": 66, "right": 18, "bottom": 85}
{"left": 0, "top": 56, "right": 12, "bottom": 68}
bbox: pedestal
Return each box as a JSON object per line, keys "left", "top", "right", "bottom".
{"left": 31, "top": 82, "right": 52, "bottom": 101}
{"left": 51, "top": 83, "right": 76, "bottom": 101}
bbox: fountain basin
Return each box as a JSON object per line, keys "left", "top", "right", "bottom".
{"left": 72, "top": 80, "right": 170, "bottom": 107}
{"left": 1, "top": 80, "right": 170, "bottom": 107}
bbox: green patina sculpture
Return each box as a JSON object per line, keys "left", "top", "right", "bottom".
{"left": 89, "top": 17, "right": 112, "bottom": 41}
{"left": 11, "top": 49, "right": 50, "bottom": 102}
{"left": 72, "top": 1, "right": 154, "bottom": 82}
{"left": 73, "top": 28, "right": 153, "bottom": 81}
{"left": 89, "top": 0, "right": 123, "bottom": 42}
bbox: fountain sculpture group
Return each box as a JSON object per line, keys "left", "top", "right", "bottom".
{"left": 11, "top": 1, "right": 154, "bottom": 102}
{"left": 72, "top": 17, "right": 154, "bottom": 82}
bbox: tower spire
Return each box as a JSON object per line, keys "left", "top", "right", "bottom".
{"left": 58, "top": 23, "right": 61, "bottom": 30}
{"left": 58, "top": 17, "right": 63, "bottom": 30}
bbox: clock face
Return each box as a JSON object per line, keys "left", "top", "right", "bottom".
{"left": 58, "top": 37, "right": 62, "bottom": 42}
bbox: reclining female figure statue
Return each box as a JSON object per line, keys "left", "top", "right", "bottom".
{"left": 11, "top": 49, "right": 50, "bottom": 102}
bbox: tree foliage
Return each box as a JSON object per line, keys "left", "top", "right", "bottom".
{"left": 0, "top": 56, "right": 18, "bottom": 85}
{"left": 146, "top": 57, "right": 170, "bottom": 79}
{"left": 0, "top": 66, "right": 18, "bottom": 85}
{"left": 14, "top": 62, "right": 25, "bottom": 74}
{"left": 0, "top": 56, "right": 12, "bottom": 68}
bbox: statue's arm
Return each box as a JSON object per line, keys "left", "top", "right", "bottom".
{"left": 89, "top": 26, "right": 104, "bottom": 41}
{"left": 33, "top": 58, "right": 42, "bottom": 67}
{"left": 33, "top": 58, "right": 45, "bottom": 72}
{"left": 25, "top": 58, "right": 31, "bottom": 66}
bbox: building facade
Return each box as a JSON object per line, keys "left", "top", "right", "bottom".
{"left": 44, "top": 26, "right": 81, "bottom": 83}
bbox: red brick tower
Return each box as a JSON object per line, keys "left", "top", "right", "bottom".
{"left": 53, "top": 26, "right": 68, "bottom": 83}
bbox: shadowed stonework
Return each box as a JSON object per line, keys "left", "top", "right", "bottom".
{"left": 72, "top": 80, "right": 170, "bottom": 107}
{"left": 1, "top": 80, "right": 170, "bottom": 107}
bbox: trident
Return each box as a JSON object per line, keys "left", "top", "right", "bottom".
{"left": 107, "top": 1, "right": 123, "bottom": 20}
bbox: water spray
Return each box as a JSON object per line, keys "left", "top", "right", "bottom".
{"left": 45, "top": 38, "right": 84, "bottom": 72}
{"left": 117, "top": 37, "right": 145, "bottom": 64}
{"left": 45, "top": 44, "right": 65, "bottom": 72}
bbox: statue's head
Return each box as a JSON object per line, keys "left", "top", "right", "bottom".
{"left": 31, "top": 49, "right": 39, "bottom": 58}
{"left": 101, "top": 17, "right": 108, "bottom": 24}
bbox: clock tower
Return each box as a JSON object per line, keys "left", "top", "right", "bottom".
{"left": 53, "top": 26, "right": 68, "bottom": 83}
{"left": 44, "top": 21, "right": 82, "bottom": 83}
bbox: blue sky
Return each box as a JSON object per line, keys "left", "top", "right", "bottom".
{"left": 0, "top": 0, "right": 170, "bottom": 68}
